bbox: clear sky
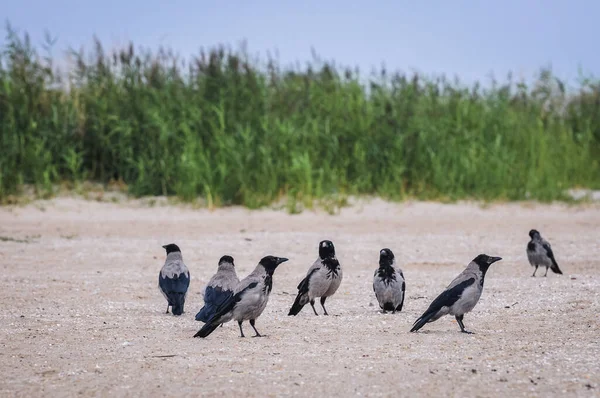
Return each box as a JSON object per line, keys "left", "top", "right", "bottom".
{"left": 3, "top": 0, "right": 599, "bottom": 86}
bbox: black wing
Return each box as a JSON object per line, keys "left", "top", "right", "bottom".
{"left": 297, "top": 268, "right": 319, "bottom": 293}
{"left": 542, "top": 243, "right": 563, "bottom": 274}
{"left": 208, "top": 282, "right": 259, "bottom": 323}
{"left": 194, "top": 281, "right": 260, "bottom": 337}
{"left": 288, "top": 268, "right": 320, "bottom": 316}
{"left": 410, "top": 278, "right": 475, "bottom": 332}
{"left": 397, "top": 276, "right": 406, "bottom": 312}
{"left": 159, "top": 271, "right": 190, "bottom": 315}
{"left": 158, "top": 271, "right": 190, "bottom": 297}
{"left": 542, "top": 243, "right": 557, "bottom": 265}
{"left": 426, "top": 277, "right": 475, "bottom": 314}
{"left": 204, "top": 285, "right": 234, "bottom": 306}
{"left": 195, "top": 285, "right": 234, "bottom": 322}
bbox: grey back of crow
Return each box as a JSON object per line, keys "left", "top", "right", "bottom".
{"left": 195, "top": 255, "right": 240, "bottom": 322}
{"left": 158, "top": 243, "right": 190, "bottom": 316}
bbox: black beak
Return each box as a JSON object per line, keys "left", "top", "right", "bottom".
{"left": 161, "top": 245, "right": 167, "bottom": 249}
{"left": 489, "top": 256, "right": 502, "bottom": 264}
{"left": 276, "top": 257, "right": 289, "bottom": 265}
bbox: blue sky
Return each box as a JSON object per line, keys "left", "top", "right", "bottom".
{"left": 3, "top": 0, "right": 599, "bottom": 86}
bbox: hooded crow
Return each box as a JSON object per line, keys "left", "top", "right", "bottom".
{"left": 195, "top": 255, "right": 240, "bottom": 322}
{"left": 527, "top": 229, "right": 563, "bottom": 277}
{"left": 194, "top": 255, "right": 288, "bottom": 338}
{"left": 373, "top": 248, "right": 405, "bottom": 313}
{"left": 288, "top": 240, "right": 343, "bottom": 316}
{"left": 410, "top": 254, "right": 502, "bottom": 334}
{"left": 158, "top": 243, "right": 190, "bottom": 316}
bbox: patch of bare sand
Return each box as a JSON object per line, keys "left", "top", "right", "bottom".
{"left": 0, "top": 198, "right": 599, "bottom": 397}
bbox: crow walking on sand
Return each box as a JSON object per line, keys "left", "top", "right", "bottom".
{"left": 410, "top": 254, "right": 502, "bottom": 334}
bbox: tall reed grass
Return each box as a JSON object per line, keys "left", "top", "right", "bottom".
{"left": 1, "top": 24, "right": 599, "bottom": 208}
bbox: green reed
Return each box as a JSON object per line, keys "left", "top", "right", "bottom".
{"left": 1, "top": 24, "right": 598, "bottom": 207}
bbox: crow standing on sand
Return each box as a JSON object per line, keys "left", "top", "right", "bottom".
{"left": 410, "top": 254, "right": 502, "bottom": 334}
{"left": 158, "top": 243, "right": 190, "bottom": 316}
{"left": 194, "top": 255, "right": 288, "bottom": 338}
{"left": 288, "top": 240, "right": 343, "bottom": 316}
{"left": 527, "top": 229, "right": 563, "bottom": 277}
{"left": 195, "top": 255, "right": 240, "bottom": 322}
{"left": 373, "top": 248, "right": 406, "bottom": 313}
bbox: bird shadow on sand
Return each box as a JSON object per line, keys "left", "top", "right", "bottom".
{"left": 408, "top": 329, "right": 479, "bottom": 335}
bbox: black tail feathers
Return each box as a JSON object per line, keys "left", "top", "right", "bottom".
{"left": 410, "top": 311, "right": 436, "bottom": 333}
{"left": 169, "top": 293, "right": 186, "bottom": 316}
{"left": 194, "top": 321, "right": 220, "bottom": 338}
{"left": 288, "top": 293, "right": 308, "bottom": 316}
{"left": 195, "top": 304, "right": 215, "bottom": 322}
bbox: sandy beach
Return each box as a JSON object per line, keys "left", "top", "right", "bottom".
{"left": 0, "top": 197, "right": 599, "bottom": 397}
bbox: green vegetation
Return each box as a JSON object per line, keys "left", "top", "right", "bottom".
{"left": 1, "top": 24, "right": 599, "bottom": 209}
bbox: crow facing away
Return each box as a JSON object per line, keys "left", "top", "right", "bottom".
{"left": 410, "top": 254, "right": 502, "bottom": 334}
{"left": 158, "top": 243, "right": 190, "bottom": 316}
{"left": 195, "top": 255, "right": 240, "bottom": 323}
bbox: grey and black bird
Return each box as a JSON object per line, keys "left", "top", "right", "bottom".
{"left": 194, "top": 255, "right": 288, "bottom": 338}
{"left": 373, "top": 248, "right": 405, "bottom": 313}
{"left": 195, "top": 255, "right": 240, "bottom": 322}
{"left": 288, "top": 240, "right": 343, "bottom": 316}
{"left": 158, "top": 243, "right": 190, "bottom": 316}
{"left": 410, "top": 254, "right": 502, "bottom": 334}
{"left": 527, "top": 229, "right": 563, "bottom": 277}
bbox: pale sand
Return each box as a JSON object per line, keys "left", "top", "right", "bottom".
{"left": 0, "top": 197, "right": 599, "bottom": 397}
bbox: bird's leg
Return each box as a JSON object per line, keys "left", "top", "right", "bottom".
{"left": 544, "top": 267, "right": 549, "bottom": 277}
{"left": 249, "top": 319, "right": 262, "bottom": 337}
{"left": 165, "top": 304, "right": 169, "bottom": 314}
{"left": 238, "top": 321, "right": 245, "bottom": 338}
{"left": 310, "top": 300, "right": 319, "bottom": 316}
{"left": 532, "top": 266, "right": 538, "bottom": 277}
{"left": 220, "top": 323, "right": 223, "bottom": 328}
{"left": 320, "top": 297, "right": 329, "bottom": 316}
{"left": 456, "top": 315, "right": 473, "bottom": 334}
